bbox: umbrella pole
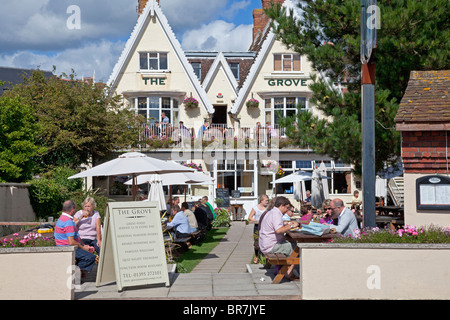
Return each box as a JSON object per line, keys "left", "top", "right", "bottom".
{"left": 132, "top": 174, "right": 137, "bottom": 201}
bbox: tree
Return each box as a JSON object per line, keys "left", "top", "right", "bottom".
{"left": 5, "top": 70, "right": 144, "bottom": 174}
{"left": 0, "top": 95, "right": 46, "bottom": 182}
{"left": 266, "top": 0, "right": 449, "bottom": 174}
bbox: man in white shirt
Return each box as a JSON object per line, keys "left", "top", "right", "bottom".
{"left": 328, "top": 198, "right": 359, "bottom": 237}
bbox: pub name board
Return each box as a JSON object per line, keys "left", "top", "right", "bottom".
{"left": 267, "top": 78, "right": 308, "bottom": 87}
{"left": 143, "top": 77, "right": 166, "bottom": 85}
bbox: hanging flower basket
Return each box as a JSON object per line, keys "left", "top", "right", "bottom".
{"left": 246, "top": 98, "right": 259, "bottom": 108}
{"left": 183, "top": 96, "right": 199, "bottom": 108}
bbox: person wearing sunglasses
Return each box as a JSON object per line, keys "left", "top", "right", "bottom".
{"left": 326, "top": 198, "right": 359, "bottom": 237}
{"left": 319, "top": 199, "right": 334, "bottom": 224}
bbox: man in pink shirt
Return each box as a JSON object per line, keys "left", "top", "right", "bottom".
{"left": 258, "top": 196, "right": 299, "bottom": 280}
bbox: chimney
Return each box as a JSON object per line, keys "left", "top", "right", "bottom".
{"left": 252, "top": 0, "right": 285, "bottom": 43}
{"left": 138, "top": 0, "right": 160, "bottom": 17}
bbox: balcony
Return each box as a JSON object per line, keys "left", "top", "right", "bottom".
{"left": 136, "top": 123, "right": 299, "bottom": 150}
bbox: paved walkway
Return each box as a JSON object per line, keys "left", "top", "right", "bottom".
{"left": 75, "top": 221, "right": 300, "bottom": 300}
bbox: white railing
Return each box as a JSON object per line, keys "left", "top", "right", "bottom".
{"left": 139, "top": 123, "right": 286, "bottom": 147}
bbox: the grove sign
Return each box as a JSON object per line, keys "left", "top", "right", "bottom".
{"left": 267, "top": 78, "right": 308, "bottom": 87}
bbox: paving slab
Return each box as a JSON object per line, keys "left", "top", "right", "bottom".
{"left": 75, "top": 222, "right": 301, "bottom": 299}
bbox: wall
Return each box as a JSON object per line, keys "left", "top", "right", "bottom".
{"left": 403, "top": 173, "right": 450, "bottom": 227}
{"left": 299, "top": 243, "right": 450, "bottom": 300}
{"left": 0, "top": 183, "right": 35, "bottom": 222}
{"left": 0, "top": 246, "right": 76, "bottom": 300}
{"left": 401, "top": 130, "right": 450, "bottom": 227}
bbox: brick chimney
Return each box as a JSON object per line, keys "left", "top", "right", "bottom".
{"left": 138, "top": 0, "right": 159, "bottom": 17}
{"left": 252, "top": 0, "right": 285, "bottom": 43}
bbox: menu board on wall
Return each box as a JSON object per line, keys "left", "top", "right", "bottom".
{"left": 416, "top": 175, "right": 450, "bottom": 211}
{"left": 96, "top": 201, "right": 169, "bottom": 291}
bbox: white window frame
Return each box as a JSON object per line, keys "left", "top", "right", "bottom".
{"left": 133, "top": 96, "right": 179, "bottom": 124}
{"left": 191, "top": 62, "right": 201, "bottom": 80}
{"left": 139, "top": 52, "right": 169, "bottom": 71}
{"left": 230, "top": 62, "right": 239, "bottom": 80}
{"left": 264, "top": 96, "right": 308, "bottom": 126}
{"left": 273, "top": 53, "right": 301, "bottom": 72}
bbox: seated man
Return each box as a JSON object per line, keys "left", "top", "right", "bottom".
{"left": 327, "top": 198, "right": 359, "bottom": 237}
{"left": 193, "top": 200, "right": 210, "bottom": 231}
{"left": 258, "top": 196, "right": 299, "bottom": 281}
{"left": 181, "top": 202, "right": 198, "bottom": 229}
{"left": 55, "top": 200, "right": 96, "bottom": 274}
{"left": 167, "top": 205, "right": 197, "bottom": 239}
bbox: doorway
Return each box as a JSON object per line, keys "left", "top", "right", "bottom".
{"left": 212, "top": 105, "right": 227, "bottom": 124}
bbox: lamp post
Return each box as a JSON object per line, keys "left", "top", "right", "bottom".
{"left": 360, "top": 0, "right": 379, "bottom": 228}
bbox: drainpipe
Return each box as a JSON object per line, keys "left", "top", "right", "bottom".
{"left": 228, "top": 111, "right": 240, "bottom": 127}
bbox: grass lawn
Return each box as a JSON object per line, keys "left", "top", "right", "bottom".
{"left": 174, "top": 227, "right": 229, "bottom": 273}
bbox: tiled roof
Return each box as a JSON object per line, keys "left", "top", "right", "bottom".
{"left": 395, "top": 70, "right": 450, "bottom": 124}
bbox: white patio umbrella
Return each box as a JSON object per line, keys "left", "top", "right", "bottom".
{"left": 68, "top": 152, "right": 194, "bottom": 200}
{"left": 124, "top": 171, "right": 213, "bottom": 186}
{"left": 145, "top": 174, "right": 166, "bottom": 211}
{"left": 271, "top": 171, "right": 313, "bottom": 184}
{"left": 124, "top": 171, "right": 214, "bottom": 203}
{"left": 311, "top": 168, "right": 325, "bottom": 208}
{"left": 319, "top": 161, "right": 329, "bottom": 199}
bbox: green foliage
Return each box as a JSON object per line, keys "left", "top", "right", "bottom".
{"left": 27, "top": 166, "right": 110, "bottom": 219}
{"left": 0, "top": 96, "right": 46, "bottom": 182}
{"left": 266, "top": 0, "right": 449, "bottom": 174}
{"left": 4, "top": 69, "right": 145, "bottom": 175}
{"left": 212, "top": 208, "right": 231, "bottom": 228}
{"left": 175, "top": 227, "right": 229, "bottom": 273}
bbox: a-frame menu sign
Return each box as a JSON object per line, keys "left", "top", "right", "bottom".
{"left": 96, "top": 201, "right": 169, "bottom": 291}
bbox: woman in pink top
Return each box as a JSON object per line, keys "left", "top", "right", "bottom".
{"left": 74, "top": 197, "right": 102, "bottom": 254}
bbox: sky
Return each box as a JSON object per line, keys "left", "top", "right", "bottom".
{"left": 0, "top": 0, "right": 263, "bottom": 83}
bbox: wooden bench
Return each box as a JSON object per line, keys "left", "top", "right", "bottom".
{"left": 265, "top": 253, "right": 300, "bottom": 284}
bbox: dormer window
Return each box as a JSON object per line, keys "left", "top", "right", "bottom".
{"left": 140, "top": 52, "right": 168, "bottom": 71}
{"left": 274, "top": 53, "right": 300, "bottom": 72}
{"left": 230, "top": 62, "right": 239, "bottom": 80}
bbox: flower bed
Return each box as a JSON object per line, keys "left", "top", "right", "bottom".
{"left": 1, "top": 231, "right": 55, "bottom": 248}
{"left": 298, "top": 224, "right": 450, "bottom": 299}
{"left": 331, "top": 224, "right": 450, "bottom": 244}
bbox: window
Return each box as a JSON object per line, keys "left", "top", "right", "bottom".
{"left": 133, "top": 96, "right": 179, "bottom": 124}
{"left": 216, "top": 160, "right": 255, "bottom": 196}
{"left": 230, "top": 62, "right": 239, "bottom": 80}
{"left": 139, "top": 52, "right": 168, "bottom": 71}
{"left": 265, "top": 97, "right": 307, "bottom": 126}
{"left": 274, "top": 53, "right": 300, "bottom": 72}
{"left": 192, "top": 62, "right": 201, "bottom": 80}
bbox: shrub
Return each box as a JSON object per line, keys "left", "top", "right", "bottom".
{"left": 212, "top": 208, "right": 231, "bottom": 228}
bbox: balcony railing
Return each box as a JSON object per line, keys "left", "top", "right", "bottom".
{"left": 138, "top": 123, "right": 291, "bottom": 149}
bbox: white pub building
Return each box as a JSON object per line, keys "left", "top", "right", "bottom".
{"left": 100, "top": 0, "right": 361, "bottom": 216}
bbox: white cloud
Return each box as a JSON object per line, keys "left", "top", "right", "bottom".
{"left": 159, "top": 0, "right": 228, "bottom": 33}
{"left": 0, "top": 40, "right": 126, "bottom": 83}
{"left": 181, "top": 20, "right": 253, "bottom": 51}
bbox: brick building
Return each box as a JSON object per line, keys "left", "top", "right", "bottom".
{"left": 395, "top": 70, "right": 450, "bottom": 226}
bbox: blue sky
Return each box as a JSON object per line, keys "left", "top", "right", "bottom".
{"left": 0, "top": 0, "right": 263, "bottom": 83}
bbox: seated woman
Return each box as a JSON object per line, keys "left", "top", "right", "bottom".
{"left": 299, "top": 206, "right": 313, "bottom": 224}
{"left": 74, "top": 197, "right": 102, "bottom": 255}
{"left": 167, "top": 205, "right": 197, "bottom": 239}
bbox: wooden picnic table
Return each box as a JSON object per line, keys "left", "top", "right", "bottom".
{"left": 266, "top": 230, "right": 340, "bottom": 284}
{"left": 376, "top": 206, "right": 404, "bottom": 217}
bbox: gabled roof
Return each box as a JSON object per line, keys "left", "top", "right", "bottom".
{"left": 395, "top": 70, "right": 450, "bottom": 130}
{"left": 107, "top": 0, "right": 214, "bottom": 114}
{"left": 231, "top": 0, "right": 304, "bottom": 114}
{"left": 202, "top": 52, "right": 239, "bottom": 96}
